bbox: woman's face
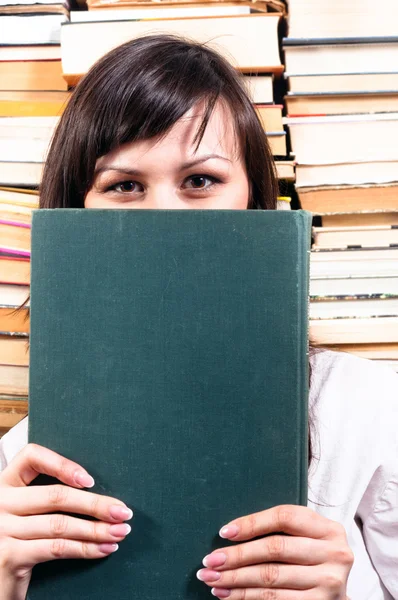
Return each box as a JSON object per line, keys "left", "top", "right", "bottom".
{"left": 85, "top": 102, "right": 250, "bottom": 210}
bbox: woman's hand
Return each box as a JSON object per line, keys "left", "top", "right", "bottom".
{"left": 196, "top": 505, "right": 353, "bottom": 599}
{"left": 0, "top": 443, "right": 133, "bottom": 600}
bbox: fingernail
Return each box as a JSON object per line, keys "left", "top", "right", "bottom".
{"left": 211, "top": 588, "right": 231, "bottom": 598}
{"left": 196, "top": 569, "right": 221, "bottom": 582}
{"left": 99, "top": 543, "right": 119, "bottom": 554}
{"left": 219, "top": 525, "right": 239, "bottom": 539}
{"left": 74, "top": 470, "right": 95, "bottom": 488}
{"left": 109, "top": 523, "right": 131, "bottom": 537}
{"left": 203, "top": 552, "right": 227, "bottom": 568}
{"left": 109, "top": 505, "right": 133, "bottom": 521}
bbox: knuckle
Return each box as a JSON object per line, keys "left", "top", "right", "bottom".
{"left": 275, "top": 505, "right": 294, "bottom": 529}
{"left": 58, "top": 457, "right": 71, "bottom": 481}
{"left": 14, "top": 566, "right": 33, "bottom": 582}
{"left": 329, "top": 519, "right": 346, "bottom": 537}
{"left": 229, "top": 564, "right": 239, "bottom": 586}
{"left": 0, "top": 541, "right": 31, "bottom": 581}
{"left": 48, "top": 484, "right": 69, "bottom": 507}
{"left": 323, "top": 569, "right": 345, "bottom": 591}
{"left": 81, "top": 541, "right": 91, "bottom": 559}
{"left": 266, "top": 535, "right": 285, "bottom": 560}
{"left": 247, "top": 513, "right": 257, "bottom": 538}
{"left": 260, "top": 590, "right": 278, "bottom": 600}
{"left": 91, "top": 520, "right": 101, "bottom": 543}
{"left": 50, "top": 538, "right": 68, "bottom": 558}
{"left": 50, "top": 514, "right": 68, "bottom": 536}
{"left": 23, "top": 443, "right": 41, "bottom": 461}
{"left": 90, "top": 494, "right": 100, "bottom": 517}
{"left": 333, "top": 544, "right": 354, "bottom": 567}
{"left": 233, "top": 541, "right": 244, "bottom": 566}
{"left": 259, "top": 563, "right": 279, "bottom": 587}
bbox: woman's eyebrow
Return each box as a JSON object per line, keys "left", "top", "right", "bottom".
{"left": 94, "top": 154, "right": 231, "bottom": 177}
{"left": 93, "top": 165, "right": 142, "bottom": 177}
{"left": 180, "top": 154, "right": 232, "bottom": 169}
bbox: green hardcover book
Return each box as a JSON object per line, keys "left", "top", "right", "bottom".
{"left": 28, "top": 209, "right": 311, "bottom": 600}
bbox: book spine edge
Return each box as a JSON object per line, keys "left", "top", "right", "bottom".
{"left": 298, "top": 210, "right": 311, "bottom": 506}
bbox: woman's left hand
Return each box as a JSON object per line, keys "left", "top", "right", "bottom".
{"left": 196, "top": 504, "right": 354, "bottom": 599}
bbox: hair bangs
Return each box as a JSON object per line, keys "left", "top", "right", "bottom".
{"left": 84, "top": 37, "right": 224, "bottom": 158}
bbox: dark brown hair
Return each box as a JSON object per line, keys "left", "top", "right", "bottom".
{"left": 40, "top": 34, "right": 278, "bottom": 210}
{"left": 39, "top": 34, "right": 315, "bottom": 468}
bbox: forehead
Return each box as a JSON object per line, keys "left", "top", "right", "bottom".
{"left": 95, "top": 101, "right": 240, "bottom": 167}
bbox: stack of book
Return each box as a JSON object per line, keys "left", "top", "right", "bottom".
{"left": 0, "top": 116, "right": 61, "bottom": 186}
{"left": 0, "top": 189, "right": 37, "bottom": 434}
{"left": 282, "top": 0, "right": 398, "bottom": 367}
{"left": 61, "top": 0, "right": 288, "bottom": 158}
{"left": 286, "top": 0, "right": 398, "bottom": 39}
{"left": 0, "top": 0, "right": 71, "bottom": 187}
{"left": 310, "top": 247, "right": 398, "bottom": 373}
{"left": 0, "top": 0, "right": 70, "bottom": 433}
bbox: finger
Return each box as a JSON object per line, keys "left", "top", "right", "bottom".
{"left": 197, "top": 563, "right": 319, "bottom": 590}
{"left": 210, "top": 588, "right": 317, "bottom": 600}
{"left": 0, "top": 443, "right": 95, "bottom": 489}
{"left": 9, "top": 537, "right": 120, "bottom": 569}
{"left": 3, "top": 486, "right": 133, "bottom": 523}
{"left": 219, "top": 505, "right": 345, "bottom": 541}
{"left": 5, "top": 513, "right": 132, "bottom": 543}
{"left": 203, "top": 536, "right": 331, "bottom": 569}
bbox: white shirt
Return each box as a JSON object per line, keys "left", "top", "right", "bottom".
{"left": 1, "top": 350, "right": 398, "bottom": 599}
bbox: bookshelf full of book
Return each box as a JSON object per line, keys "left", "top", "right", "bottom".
{"left": 0, "top": 0, "right": 72, "bottom": 434}
{"left": 283, "top": 0, "right": 398, "bottom": 375}
{"left": 1, "top": 0, "right": 397, "bottom": 436}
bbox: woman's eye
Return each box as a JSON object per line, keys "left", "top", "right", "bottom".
{"left": 113, "top": 181, "right": 140, "bottom": 193}
{"left": 183, "top": 175, "right": 218, "bottom": 190}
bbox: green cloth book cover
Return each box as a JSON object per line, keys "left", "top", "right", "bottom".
{"left": 28, "top": 209, "right": 311, "bottom": 599}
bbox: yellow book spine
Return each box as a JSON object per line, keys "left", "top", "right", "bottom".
{"left": 0, "top": 101, "right": 68, "bottom": 117}
{"left": 0, "top": 188, "right": 39, "bottom": 196}
{"left": 0, "top": 197, "right": 39, "bottom": 209}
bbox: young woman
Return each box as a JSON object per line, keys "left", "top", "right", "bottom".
{"left": 1, "top": 35, "right": 397, "bottom": 600}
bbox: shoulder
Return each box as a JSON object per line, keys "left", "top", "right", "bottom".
{"left": 308, "top": 349, "right": 398, "bottom": 504}
{"left": 309, "top": 349, "right": 398, "bottom": 456}
{"left": 309, "top": 348, "right": 398, "bottom": 417}
{"left": 0, "top": 417, "right": 29, "bottom": 472}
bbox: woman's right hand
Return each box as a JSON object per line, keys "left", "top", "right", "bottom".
{"left": 0, "top": 443, "right": 133, "bottom": 600}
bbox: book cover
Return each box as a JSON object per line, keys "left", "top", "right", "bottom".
{"left": 28, "top": 209, "right": 311, "bottom": 600}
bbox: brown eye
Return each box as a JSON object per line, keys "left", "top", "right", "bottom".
{"left": 183, "top": 175, "right": 219, "bottom": 190}
{"left": 114, "top": 181, "right": 137, "bottom": 193}
{"left": 190, "top": 176, "right": 207, "bottom": 188}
